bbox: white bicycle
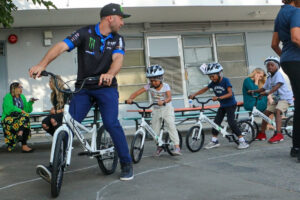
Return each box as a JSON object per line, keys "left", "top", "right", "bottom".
{"left": 125, "top": 101, "right": 182, "bottom": 163}
{"left": 185, "top": 98, "right": 255, "bottom": 152}
{"left": 240, "top": 94, "right": 294, "bottom": 138}
{"left": 40, "top": 71, "right": 118, "bottom": 198}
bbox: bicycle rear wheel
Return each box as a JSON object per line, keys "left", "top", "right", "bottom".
{"left": 96, "top": 126, "right": 118, "bottom": 175}
{"left": 130, "top": 131, "right": 144, "bottom": 163}
{"left": 165, "top": 129, "right": 183, "bottom": 156}
{"left": 284, "top": 115, "right": 293, "bottom": 138}
{"left": 51, "top": 131, "right": 67, "bottom": 198}
{"left": 237, "top": 120, "right": 255, "bottom": 144}
{"left": 185, "top": 126, "right": 205, "bottom": 152}
{"left": 252, "top": 121, "right": 259, "bottom": 138}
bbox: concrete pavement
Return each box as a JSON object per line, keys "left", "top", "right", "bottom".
{"left": 0, "top": 130, "right": 300, "bottom": 200}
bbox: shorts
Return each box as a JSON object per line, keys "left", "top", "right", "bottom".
{"left": 266, "top": 100, "right": 290, "bottom": 113}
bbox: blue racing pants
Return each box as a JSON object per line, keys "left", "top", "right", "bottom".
{"left": 69, "top": 87, "right": 131, "bottom": 163}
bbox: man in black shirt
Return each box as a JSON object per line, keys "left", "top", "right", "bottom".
{"left": 29, "top": 3, "right": 133, "bottom": 181}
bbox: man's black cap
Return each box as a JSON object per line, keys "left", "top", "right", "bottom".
{"left": 100, "top": 3, "right": 131, "bottom": 18}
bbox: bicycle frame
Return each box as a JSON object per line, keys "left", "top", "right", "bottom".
{"left": 196, "top": 111, "right": 232, "bottom": 138}
{"left": 49, "top": 104, "right": 114, "bottom": 166}
{"left": 250, "top": 106, "right": 276, "bottom": 127}
{"left": 135, "top": 117, "right": 165, "bottom": 148}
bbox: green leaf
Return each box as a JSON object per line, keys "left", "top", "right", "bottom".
{"left": 0, "top": 0, "right": 57, "bottom": 27}
{"left": 0, "top": 0, "right": 18, "bottom": 28}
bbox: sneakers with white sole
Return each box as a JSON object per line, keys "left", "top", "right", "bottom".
{"left": 237, "top": 141, "right": 249, "bottom": 149}
{"left": 205, "top": 141, "right": 220, "bottom": 149}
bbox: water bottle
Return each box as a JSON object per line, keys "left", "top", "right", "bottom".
{"left": 188, "top": 99, "right": 193, "bottom": 108}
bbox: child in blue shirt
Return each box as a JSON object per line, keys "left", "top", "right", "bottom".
{"left": 189, "top": 63, "right": 249, "bottom": 150}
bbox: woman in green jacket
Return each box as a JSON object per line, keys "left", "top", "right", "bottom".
{"left": 1, "top": 82, "right": 37, "bottom": 152}
{"left": 242, "top": 68, "right": 268, "bottom": 112}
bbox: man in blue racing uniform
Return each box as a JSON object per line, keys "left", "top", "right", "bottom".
{"left": 29, "top": 3, "right": 133, "bottom": 182}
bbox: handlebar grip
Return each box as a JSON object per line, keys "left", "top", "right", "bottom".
{"left": 124, "top": 100, "right": 128, "bottom": 104}
{"left": 188, "top": 95, "right": 194, "bottom": 100}
{"left": 87, "top": 77, "right": 99, "bottom": 81}
{"left": 40, "top": 71, "right": 49, "bottom": 77}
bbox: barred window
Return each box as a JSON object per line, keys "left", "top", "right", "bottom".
{"left": 117, "top": 38, "right": 147, "bottom": 102}
{"left": 148, "top": 37, "right": 183, "bottom": 95}
{"left": 216, "top": 33, "right": 247, "bottom": 94}
{"left": 0, "top": 42, "right": 4, "bottom": 56}
{"left": 183, "top": 35, "right": 214, "bottom": 96}
{"left": 183, "top": 33, "right": 247, "bottom": 96}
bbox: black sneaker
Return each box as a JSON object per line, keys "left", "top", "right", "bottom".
{"left": 120, "top": 162, "right": 134, "bottom": 181}
{"left": 290, "top": 147, "right": 299, "bottom": 158}
{"left": 36, "top": 164, "right": 52, "bottom": 183}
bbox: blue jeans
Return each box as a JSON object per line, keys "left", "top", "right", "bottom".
{"left": 69, "top": 87, "right": 131, "bottom": 163}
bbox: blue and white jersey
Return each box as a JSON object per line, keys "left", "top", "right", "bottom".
{"left": 208, "top": 77, "right": 237, "bottom": 107}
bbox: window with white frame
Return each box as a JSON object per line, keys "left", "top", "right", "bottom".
{"left": 116, "top": 38, "right": 147, "bottom": 103}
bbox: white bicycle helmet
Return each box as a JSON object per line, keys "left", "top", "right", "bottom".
{"left": 264, "top": 56, "right": 280, "bottom": 67}
{"left": 146, "top": 65, "right": 164, "bottom": 78}
{"left": 202, "top": 63, "right": 223, "bottom": 75}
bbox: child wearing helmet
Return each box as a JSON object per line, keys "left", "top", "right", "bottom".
{"left": 248, "top": 56, "right": 293, "bottom": 143}
{"left": 126, "top": 65, "right": 182, "bottom": 156}
{"left": 189, "top": 62, "right": 249, "bottom": 150}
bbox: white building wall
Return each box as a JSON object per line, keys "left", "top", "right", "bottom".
{"left": 0, "top": 27, "right": 78, "bottom": 112}
{"left": 0, "top": 21, "right": 280, "bottom": 127}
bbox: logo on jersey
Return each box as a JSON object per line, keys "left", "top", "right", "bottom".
{"left": 71, "top": 32, "right": 80, "bottom": 42}
{"left": 89, "top": 37, "right": 95, "bottom": 50}
{"left": 106, "top": 41, "right": 117, "bottom": 46}
{"left": 85, "top": 50, "right": 95, "bottom": 55}
{"left": 213, "top": 86, "right": 225, "bottom": 94}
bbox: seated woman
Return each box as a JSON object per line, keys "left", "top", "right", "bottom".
{"left": 42, "top": 75, "right": 69, "bottom": 135}
{"left": 242, "top": 68, "right": 268, "bottom": 112}
{"left": 1, "top": 82, "right": 37, "bottom": 152}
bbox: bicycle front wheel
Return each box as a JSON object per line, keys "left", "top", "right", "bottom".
{"left": 130, "top": 131, "right": 144, "bottom": 163}
{"left": 165, "top": 129, "right": 183, "bottom": 156}
{"left": 284, "top": 115, "right": 293, "bottom": 138}
{"left": 96, "top": 126, "right": 118, "bottom": 175}
{"left": 237, "top": 120, "right": 255, "bottom": 144}
{"left": 185, "top": 126, "right": 205, "bottom": 152}
{"left": 51, "top": 131, "right": 67, "bottom": 198}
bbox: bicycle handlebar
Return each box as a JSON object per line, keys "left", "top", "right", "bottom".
{"left": 247, "top": 91, "right": 262, "bottom": 99}
{"left": 193, "top": 98, "right": 213, "bottom": 105}
{"left": 252, "top": 94, "right": 263, "bottom": 99}
{"left": 39, "top": 71, "right": 99, "bottom": 94}
{"left": 247, "top": 91, "right": 264, "bottom": 107}
{"left": 125, "top": 100, "right": 165, "bottom": 109}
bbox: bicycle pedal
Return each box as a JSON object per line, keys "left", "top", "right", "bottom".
{"left": 78, "top": 151, "right": 90, "bottom": 156}
{"left": 225, "top": 135, "right": 235, "bottom": 142}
